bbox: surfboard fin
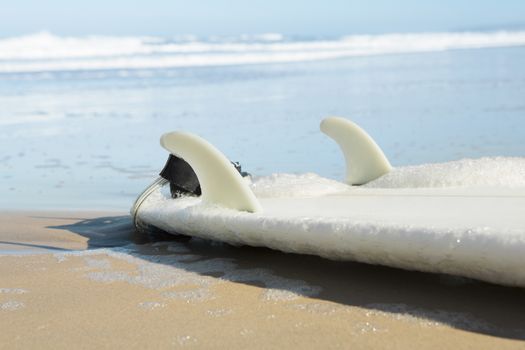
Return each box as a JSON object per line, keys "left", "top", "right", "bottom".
{"left": 320, "top": 117, "right": 392, "bottom": 185}
{"left": 160, "top": 131, "right": 262, "bottom": 213}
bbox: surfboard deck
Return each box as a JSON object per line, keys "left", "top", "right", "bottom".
{"left": 136, "top": 186, "right": 525, "bottom": 288}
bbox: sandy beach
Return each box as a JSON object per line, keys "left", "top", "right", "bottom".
{"left": 1, "top": 211, "right": 524, "bottom": 349}
{"left": 2, "top": 1, "right": 525, "bottom": 347}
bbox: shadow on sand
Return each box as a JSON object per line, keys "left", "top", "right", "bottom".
{"left": 47, "top": 214, "right": 525, "bottom": 341}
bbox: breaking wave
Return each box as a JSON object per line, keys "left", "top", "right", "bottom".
{"left": 1, "top": 31, "right": 525, "bottom": 73}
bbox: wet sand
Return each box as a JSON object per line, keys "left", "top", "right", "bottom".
{"left": 1, "top": 211, "right": 524, "bottom": 349}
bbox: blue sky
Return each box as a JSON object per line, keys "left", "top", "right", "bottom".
{"left": 1, "top": 0, "right": 525, "bottom": 37}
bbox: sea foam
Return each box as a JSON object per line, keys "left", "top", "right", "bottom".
{"left": 366, "top": 157, "right": 525, "bottom": 189}
{"left": 249, "top": 157, "right": 525, "bottom": 197}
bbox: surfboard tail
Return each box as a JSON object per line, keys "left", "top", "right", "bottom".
{"left": 321, "top": 117, "right": 391, "bottom": 185}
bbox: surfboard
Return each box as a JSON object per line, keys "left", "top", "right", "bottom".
{"left": 132, "top": 117, "right": 525, "bottom": 288}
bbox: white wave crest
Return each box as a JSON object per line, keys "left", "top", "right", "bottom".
{"left": 1, "top": 31, "right": 525, "bottom": 73}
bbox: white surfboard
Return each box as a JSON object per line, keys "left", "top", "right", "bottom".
{"left": 132, "top": 117, "right": 525, "bottom": 288}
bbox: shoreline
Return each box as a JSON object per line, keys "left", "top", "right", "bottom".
{"left": 1, "top": 211, "right": 524, "bottom": 348}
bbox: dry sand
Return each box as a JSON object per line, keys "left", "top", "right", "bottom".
{"left": 1, "top": 211, "right": 524, "bottom": 349}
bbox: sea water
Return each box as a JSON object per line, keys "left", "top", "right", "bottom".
{"left": 1, "top": 31, "right": 525, "bottom": 210}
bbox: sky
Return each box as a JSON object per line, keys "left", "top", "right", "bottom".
{"left": 1, "top": 0, "right": 525, "bottom": 38}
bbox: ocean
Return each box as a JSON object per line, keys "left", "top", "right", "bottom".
{"left": 1, "top": 31, "right": 525, "bottom": 210}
